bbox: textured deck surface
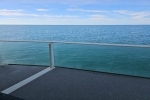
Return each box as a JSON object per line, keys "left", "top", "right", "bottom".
{"left": 2, "top": 66, "right": 148, "bottom": 100}
{"left": 0, "top": 65, "right": 47, "bottom": 91}
{"left": 1, "top": 65, "right": 150, "bottom": 100}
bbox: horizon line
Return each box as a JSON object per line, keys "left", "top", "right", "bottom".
{"left": 0, "top": 24, "right": 150, "bottom": 25}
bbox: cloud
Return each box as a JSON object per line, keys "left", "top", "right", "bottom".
{"left": 130, "top": 12, "right": 150, "bottom": 19}
{"left": 36, "top": 9, "right": 49, "bottom": 11}
{"left": 67, "top": 8, "right": 108, "bottom": 13}
{"left": 88, "top": 14, "right": 114, "bottom": 21}
{"left": 113, "top": 10, "right": 150, "bottom": 19}
{"left": 43, "top": 14, "right": 79, "bottom": 19}
{"left": 1, "top": 15, "right": 150, "bottom": 25}
{"left": 113, "top": 10, "right": 128, "bottom": 14}
{"left": 0, "top": 9, "right": 39, "bottom": 16}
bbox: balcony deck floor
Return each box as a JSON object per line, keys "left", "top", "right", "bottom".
{"left": 0, "top": 65, "right": 47, "bottom": 91}
{"left": 1, "top": 65, "right": 150, "bottom": 100}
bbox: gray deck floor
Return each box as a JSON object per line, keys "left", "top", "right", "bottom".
{"left": 1, "top": 65, "right": 150, "bottom": 100}
{"left": 0, "top": 65, "right": 47, "bottom": 91}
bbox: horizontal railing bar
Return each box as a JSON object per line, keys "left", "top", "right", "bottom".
{"left": 0, "top": 40, "right": 52, "bottom": 43}
{"left": 0, "top": 40, "right": 150, "bottom": 48}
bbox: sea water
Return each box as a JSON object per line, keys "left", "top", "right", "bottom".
{"left": 0, "top": 25, "right": 150, "bottom": 77}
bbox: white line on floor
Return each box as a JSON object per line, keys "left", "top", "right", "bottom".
{"left": 1, "top": 67, "right": 55, "bottom": 94}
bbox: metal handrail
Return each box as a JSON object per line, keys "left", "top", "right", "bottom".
{"left": 0, "top": 40, "right": 150, "bottom": 48}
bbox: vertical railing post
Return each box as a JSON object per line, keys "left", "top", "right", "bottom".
{"left": 49, "top": 43, "right": 54, "bottom": 68}
{"left": 0, "top": 53, "right": 2, "bottom": 66}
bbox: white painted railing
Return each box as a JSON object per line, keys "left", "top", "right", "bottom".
{"left": 1, "top": 40, "right": 150, "bottom": 48}
{"left": 0, "top": 40, "right": 150, "bottom": 68}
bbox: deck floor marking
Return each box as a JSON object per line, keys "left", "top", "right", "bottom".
{"left": 1, "top": 67, "right": 55, "bottom": 94}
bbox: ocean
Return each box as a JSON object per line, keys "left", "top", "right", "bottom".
{"left": 0, "top": 25, "right": 150, "bottom": 77}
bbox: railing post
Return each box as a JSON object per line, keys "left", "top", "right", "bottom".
{"left": 0, "top": 53, "right": 3, "bottom": 66}
{"left": 49, "top": 43, "right": 54, "bottom": 68}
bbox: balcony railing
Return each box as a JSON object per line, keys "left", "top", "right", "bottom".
{"left": 0, "top": 40, "right": 150, "bottom": 78}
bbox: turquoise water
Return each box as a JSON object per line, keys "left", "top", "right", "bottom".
{"left": 0, "top": 25, "right": 150, "bottom": 77}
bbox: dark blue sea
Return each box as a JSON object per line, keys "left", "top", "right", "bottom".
{"left": 0, "top": 25, "right": 150, "bottom": 77}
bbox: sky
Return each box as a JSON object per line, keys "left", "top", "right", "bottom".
{"left": 0, "top": 0, "right": 150, "bottom": 25}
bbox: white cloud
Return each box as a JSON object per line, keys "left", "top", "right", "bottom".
{"left": 0, "top": 8, "right": 150, "bottom": 25}
{"left": 88, "top": 14, "right": 114, "bottom": 21}
{"left": 1, "top": 16, "right": 150, "bottom": 25}
{"left": 67, "top": 8, "right": 108, "bottom": 13}
{"left": 89, "top": 14, "right": 107, "bottom": 19}
{"left": 130, "top": 12, "right": 150, "bottom": 19}
{"left": 113, "top": 10, "right": 128, "bottom": 14}
{"left": 0, "top": 9, "right": 39, "bottom": 16}
{"left": 113, "top": 10, "right": 150, "bottom": 19}
{"left": 36, "top": 9, "right": 49, "bottom": 11}
{"left": 43, "top": 14, "right": 79, "bottom": 18}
